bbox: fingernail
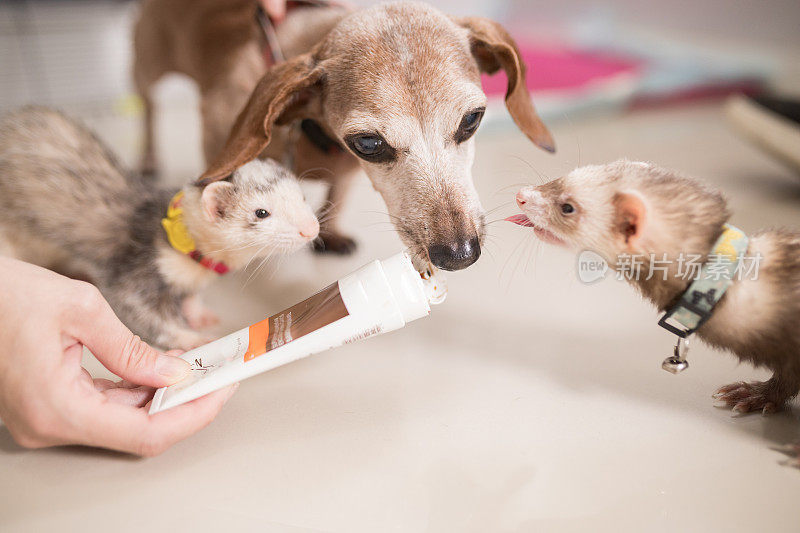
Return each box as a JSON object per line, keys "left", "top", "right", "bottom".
{"left": 224, "top": 382, "right": 240, "bottom": 404}
{"left": 155, "top": 354, "right": 190, "bottom": 380}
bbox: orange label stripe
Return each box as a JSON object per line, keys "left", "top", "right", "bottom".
{"left": 244, "top": 318, "right": 270, "bottom": 362}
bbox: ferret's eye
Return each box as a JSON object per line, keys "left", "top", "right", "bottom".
{"left": 454, "top": 107, "right": 485, "bottom": 144}
{"left": 254, "top": 209, "right": 270, "bottom": 219}
{"left": 561, "top": 203, "right": 575, "bottom": 215}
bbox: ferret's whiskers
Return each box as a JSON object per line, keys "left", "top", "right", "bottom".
{"left": 562, "top": 112, "right": 582, "bottom": 168}
{"left": 489, "top": 183, "right": 530, "bottom": 197}
{"left": 509, "top": 155, "right": 548, "bottom": 185}
{"left": 509, "top": 234, "right": 531, "bottom": 289}
{"left": 316, "top": 200, "right": 340, "bottom": 222}
{"left": 297, "top": 167, "right": 335, "bottom": 181}
{"left": 485, "top": 218, "right": 506, "bottom": 226}
{"left": 499, "top": 232, "right": 528, "bottom": 292}
{"left": 358, "top": 210, "right": 403, "bottom": 223}
{"left": 243, "top": 247, "right": 280, "bottom": 288}
{"left": 484, "top": 201, "right": 515, "bottom": 217}
{"left": 243, "top": 241, "right": 274, "bottom": 272}
{"left": 204, "top": 238, "right": 262, "bottom": 256}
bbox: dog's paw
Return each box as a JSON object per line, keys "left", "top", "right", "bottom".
{"left": 313, "top": 233, "right": 357, "bottom": 255}
{"left": 713, "top": 381, "right": 781, "bottom": 415}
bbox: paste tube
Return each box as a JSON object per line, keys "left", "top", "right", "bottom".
{"left": 149, "top": 251, "right": 445, "bottom": 414}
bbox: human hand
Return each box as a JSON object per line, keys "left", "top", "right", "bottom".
{"left": 0, "top": 258, "right": 237, "bottom": 456}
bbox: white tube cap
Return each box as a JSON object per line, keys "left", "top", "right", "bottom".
{"left": 380, "top": 252, "right": 431, "bottom": 323}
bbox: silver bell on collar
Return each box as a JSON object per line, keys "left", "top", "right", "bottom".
{"left": 662, "top": 336, "right": 689, "bottom": 374}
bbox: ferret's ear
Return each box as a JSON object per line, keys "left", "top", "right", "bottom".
{"left": 195, "top": 52, "right": 324, "bottom": 186}
{"left": 201, "top": 181, "right": 235, "bottom": 222}
{"left": 613, "top": 191, "right": 648, "bottom": 251}
{"left": 453, "top": 16, "right": 555, "bottom": 153}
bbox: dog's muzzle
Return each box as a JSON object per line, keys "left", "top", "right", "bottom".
{"left": 428, "top": 236, "right": 481, "bottom": 271}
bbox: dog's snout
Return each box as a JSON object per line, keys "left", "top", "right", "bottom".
{"left": 428, "top": 236, "right": 481, "bottom": 271}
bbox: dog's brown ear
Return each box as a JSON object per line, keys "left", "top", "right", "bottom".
{"left": 455, "top": 17, "right": 555, "bottom": 153}
{"left": 196, "top": 54, "right": 323, "bottom": 185}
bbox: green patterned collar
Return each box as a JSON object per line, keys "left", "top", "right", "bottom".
{"left": 658, "top": 224, "right": 749, "bottom": 338}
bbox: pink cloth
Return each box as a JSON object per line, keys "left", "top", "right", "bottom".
{"left": 480, "top": 45, "right": 641, "bottom": 95}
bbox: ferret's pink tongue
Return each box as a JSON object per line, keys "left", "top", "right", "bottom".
{"left": 505, "top": 214, "right": 535, "bottom": 227}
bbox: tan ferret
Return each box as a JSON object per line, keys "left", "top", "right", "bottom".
{"left": 0, "top": 107, "right": 319, "bottom": 350}
{"left": 508, "top": 160, "right": 800, "bottom": 422}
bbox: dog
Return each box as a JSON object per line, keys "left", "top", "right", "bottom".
{"left": 133, "top": 0, "right": 269, "bottom": 176}
{"left": 136, "top": 1, "right": 555, "bottom": 271}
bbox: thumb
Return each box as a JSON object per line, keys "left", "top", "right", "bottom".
{"left": 64, "top": 285, "right": 190, "bottom": 387}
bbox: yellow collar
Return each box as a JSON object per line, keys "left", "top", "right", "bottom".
{"left": 161, "top": 191, "right": 230, "bottom": 275}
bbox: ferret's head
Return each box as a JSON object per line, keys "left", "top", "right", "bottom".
{"left": 507, "top": 160, "right": 730, "bottom": 267}
{"left": 188, "top": 159, "right": 319, "bottom": 265}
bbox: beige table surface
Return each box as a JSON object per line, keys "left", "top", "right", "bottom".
{"left": 2, "top": 102, "right": 799, "bottom": 532}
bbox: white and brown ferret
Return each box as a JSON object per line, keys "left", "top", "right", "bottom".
{"left": 0, "top": 107, "right": 319, "bottom": 350}
{"left": 508, "top": 160, "right": 800, "bottom": 421}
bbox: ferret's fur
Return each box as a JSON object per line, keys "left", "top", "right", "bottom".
{"left": 513, "top": 160, "right": 800, "bottom": 415}
{"left": 0, "top": 107, "right": 318, "bottom": 349}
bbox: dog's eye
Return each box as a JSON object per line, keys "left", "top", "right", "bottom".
{"left": 454, "top": 107, "right": 485, "bottom": 143}
{"left": 344, "top": 133, "right": 397, "bottom": 163}
{"left": 561, "top": 203, "right": 575, "bottom": 215}
{"left": 254, "top": 208, "right": 270, "bottom": 219}
{"left": 353, "top": 135, "right": 383, "bottom": 155}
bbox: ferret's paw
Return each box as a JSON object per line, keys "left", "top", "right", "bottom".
{"left": 182, "top": 297, "right": 220, "bottom": 330}
{"left": 772, "top": 442, "right": 800, "bottom": 469}
{"left": 186, "top": 307, "right": 220, "bottom": 330}
{"left": 712, "top": 381, "right": 780, "bottom": 415}
{"left": 313, "top": 233, "right": 357, "bottom": 255}
{"left": 168, "top": 329, "right": 214, "bottom": 351}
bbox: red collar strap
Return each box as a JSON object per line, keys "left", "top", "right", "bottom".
{"left": 258, "top": 1, "right": 346, "bottom": 66}
{"left": 188, "top": 250, "right": 231, "bottom": 275}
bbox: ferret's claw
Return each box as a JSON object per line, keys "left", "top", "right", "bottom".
{"left": 772, "top": 443, "right": 800, "bottom": 456}
{"left": 713, "top": 380, "right": 782, "bottom": 416}
{"left": 713, "top": 381, "right": 748, "bottom": 397}
{"left": 779, "top": 458, "right": 800, "bottom": 469}
{"left": 762, "top": 403, "right": 777, "bottom": 415}
{"left": 775, "top": 444, "right": 800, "bottom": 469}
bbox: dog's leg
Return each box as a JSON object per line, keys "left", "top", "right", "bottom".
{"left": 139, "top": 91, "right": 157, "bottom": 178}
{"left": 288, "top": 134, "right": 361, "bottom": 255}
{"left": 132, "top": 15, "right": 167, "bottom": 180}
{"left": 133, "top": 54, "right": 160, "bottom": 178}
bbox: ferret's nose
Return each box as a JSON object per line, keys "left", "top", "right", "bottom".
{"left": 299, "top": 218, "right": 320, "bottom": 239}
{"left": 516, "top": 187, "right": 542, "bottom": 208}
{"left": 428, "top": 236, "right": 481, "bottom": 271}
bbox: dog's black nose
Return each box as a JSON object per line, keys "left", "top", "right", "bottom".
{"left": 428, "top": 237, "right": 481, "bottom": 271}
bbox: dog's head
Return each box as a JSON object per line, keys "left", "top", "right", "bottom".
{"left": 198, "top": 2, "right": 554, "bottom": 271}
